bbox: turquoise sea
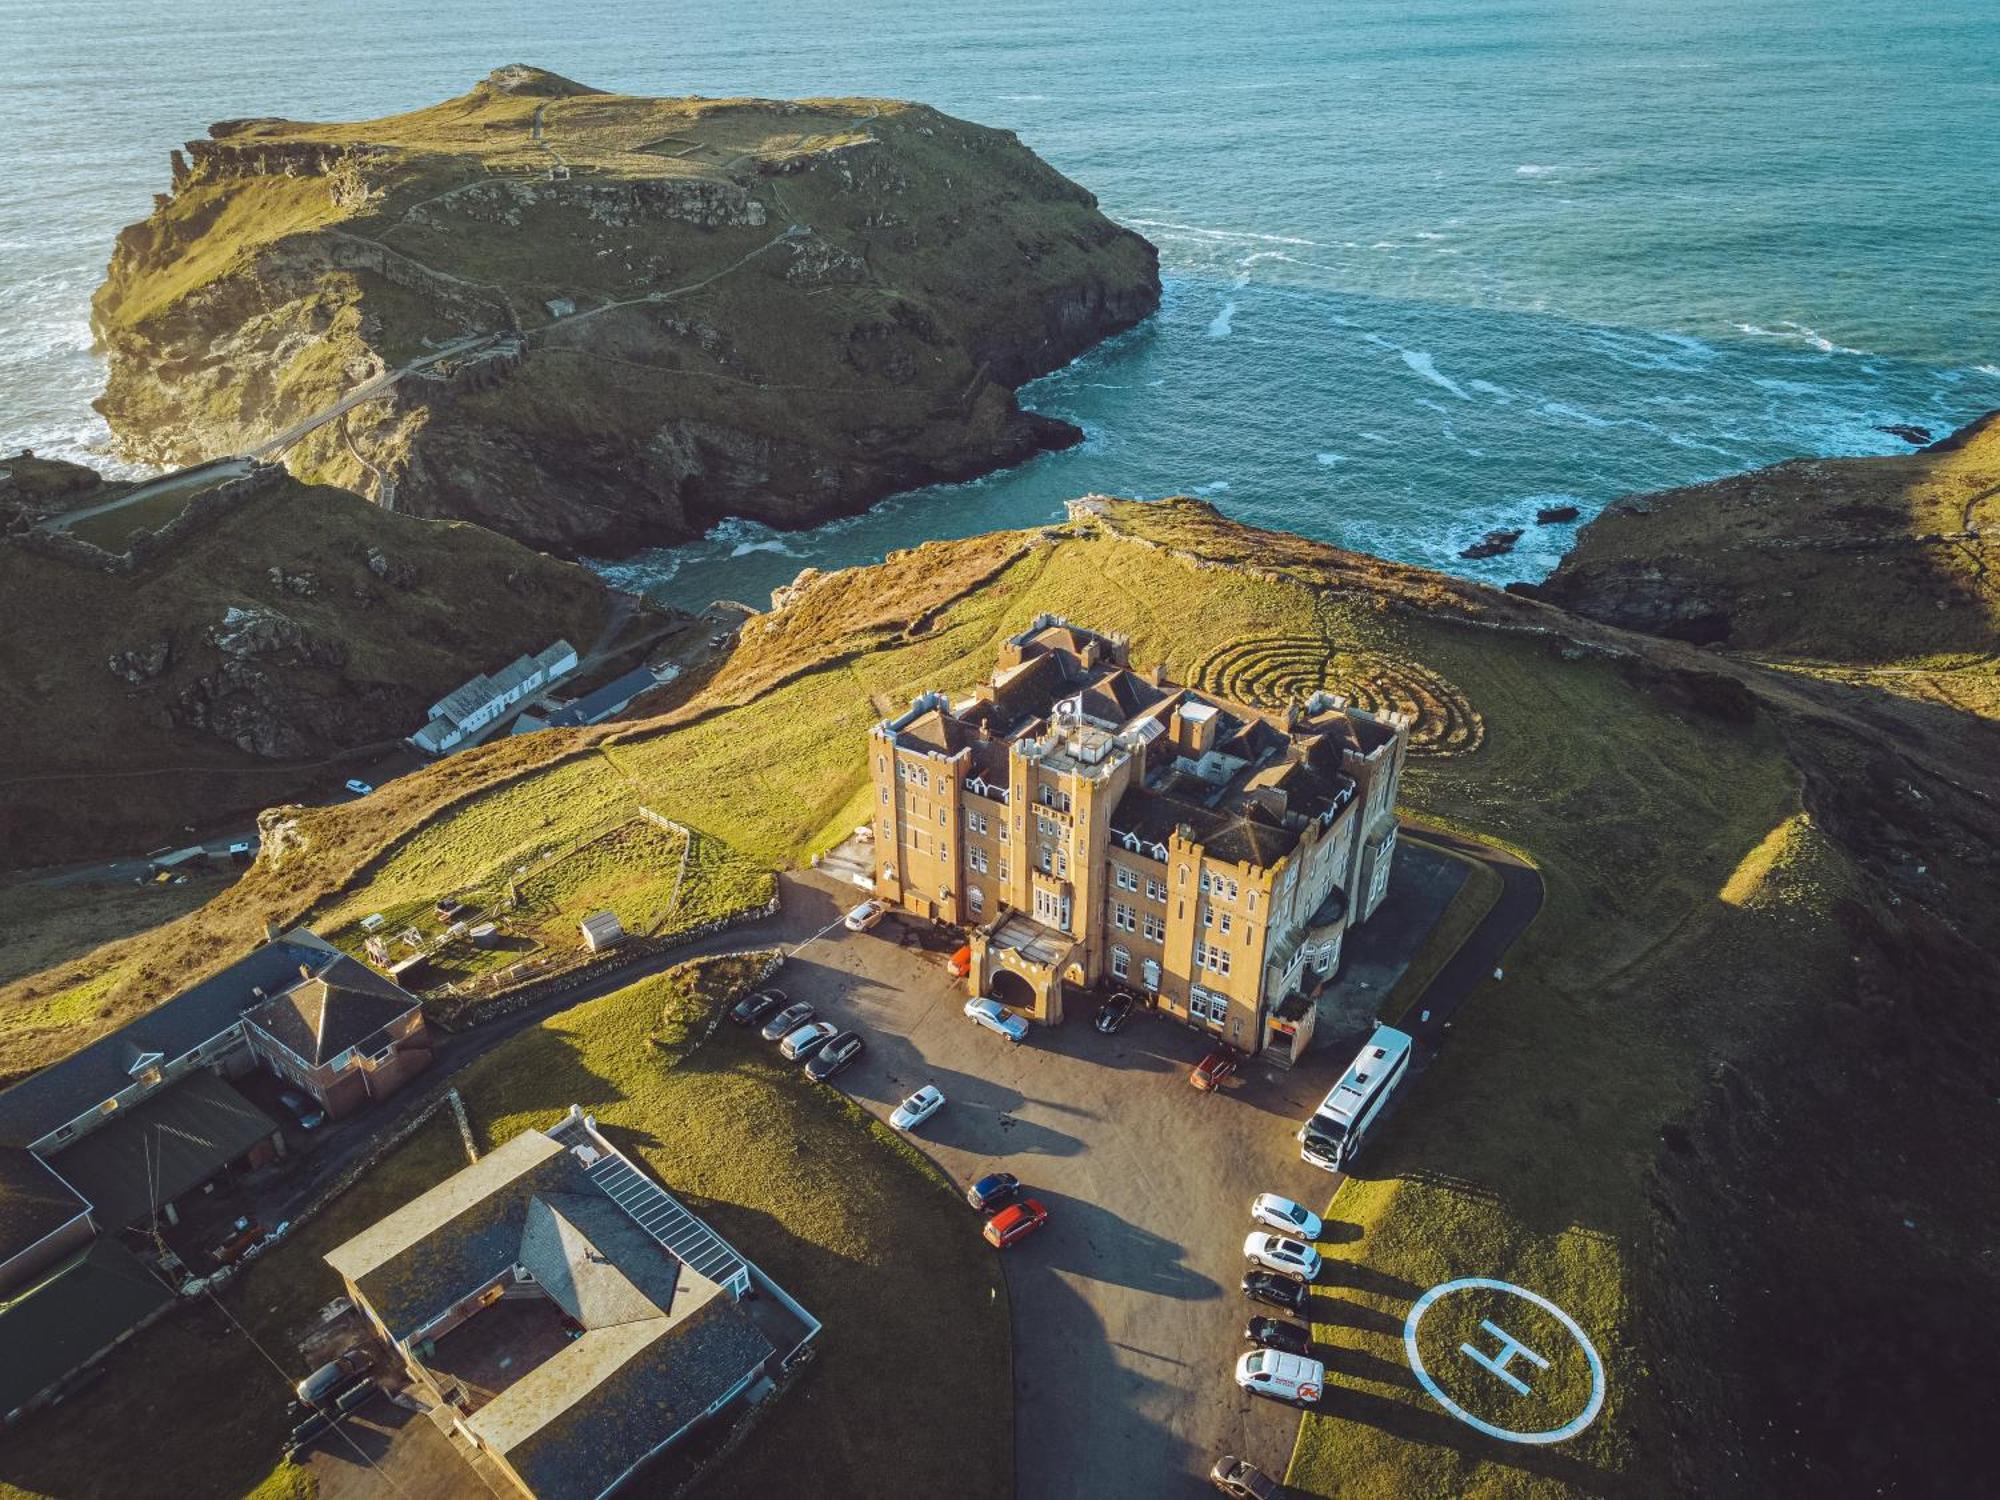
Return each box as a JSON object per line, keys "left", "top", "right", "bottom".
{"left": 1, "top": 0, "right": 1995, "bottom": 607}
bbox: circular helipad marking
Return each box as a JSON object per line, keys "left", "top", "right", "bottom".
{"left": 1403, "top": 1277, "right": 1605, "bottom": 1445}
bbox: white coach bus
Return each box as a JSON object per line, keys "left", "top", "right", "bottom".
{"left": 1299, "top": 1023, "right": 1414, "bottom": 1172}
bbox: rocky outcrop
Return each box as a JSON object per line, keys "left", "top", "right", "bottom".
{"left": 91, "top": 69, "right": 1162, "bottom": 557}
{"left": 1534, "top": 410, "right": 2000, "bottom": 659}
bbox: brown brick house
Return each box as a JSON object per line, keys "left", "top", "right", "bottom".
{"left": 869, "top": 617, "right": 1411, "bottom": 1061}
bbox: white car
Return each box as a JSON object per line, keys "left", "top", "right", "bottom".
{"left": 1251, "top": 1193, "right": 1323, "bottom": 1242}
{"left": 1243, "top": 1231, "right": 1322, "bottom": 1283}
{"left": 344, "top": 778, "right": 374, "bottom": 796}
{"left": 1235, "top": 1349, "right": 1325, "bottom": 1407}
{"left": 844, "top": 899, "right": 888, "bottom": 932}
{"left": 890, "top": 1085, "right": 945, "bottom": 1132}
{"left": 963, "top": 996, "right": 1030, "bottom": 1043}
{"left": 778, "top": 1020, "right": 840, "bottom": 1062}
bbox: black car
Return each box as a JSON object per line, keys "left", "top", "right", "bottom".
{"left": 805, "top": 1030, "right": 865, "bottom": 1081}
{"left": 729, "top": 988, "right": 787, "bottom": 1027}
{"left": 759, "top": 1000, "right": 815, "bottom": 1042}
{"left": 1242, "top": 1269, "right": 1310, "bottom": 1314}
{"left": 1245, "top": 1315, "right": 1313, "bottom": 1356}
{"left": 965, "top": 1171, "right": 1020, "bottom": 1211}
{"left": 1093, "top": 991, "right": 1136, "bottom": 1035}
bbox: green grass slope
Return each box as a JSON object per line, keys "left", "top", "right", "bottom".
{"left": 5, "top": 501, "right": 1995, "bottom": 1494}
{"left": 0, "top": 467, "right": 612, "bottom": 869}
{"left": 92, "top": 67, "right": 1160, "bottom": 554}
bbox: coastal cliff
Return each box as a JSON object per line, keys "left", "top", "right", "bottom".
{"left": 90, "top": 67, "right": 1161, "bottom": 556}
{"left": 0, "top": 455, "right": 613, "bottom": 863}
{"left": 1534, "top": 410, "right": 1999, "bottom": 664}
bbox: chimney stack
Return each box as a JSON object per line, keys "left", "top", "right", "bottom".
{"left": 1151, "top": 662, "right": 1169, "bottom": 687}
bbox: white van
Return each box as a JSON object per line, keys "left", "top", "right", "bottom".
{"left": 1235, "top": 1348, "right": 1325, "bottom": 1407}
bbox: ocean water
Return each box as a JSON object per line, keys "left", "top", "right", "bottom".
{"left": 2, "top": 0, "right": 1995, "bottom": 608}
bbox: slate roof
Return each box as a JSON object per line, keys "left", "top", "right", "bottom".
{"left": 897, "top": 707, "right": 972, "bottom": 756}
{"left": 0, "top": 937, "right": 339, "bottom": 1148}
{"left": 0, "top": 1146, "right": 89, "bottom": 1266}
{"left": 327, "top": 1129, "right": 577, "bottom": 1342}
{"left": 0, "top": 1239, "right": 174, "bottom": 1417}
{"left": 484, "top": 1290, "right": 772, "bottom": 1500}
{"left": 328, "top": 1124, "right": 774, "bottom": 1499}
{"left": 546, "top": 667, "right": 659, "bottom": 728}
{"left": 45, "top": 1070, "right": 278, "bottom": 1232}
{"left": 245, "top": 955, "right": 420, "bottom": 1068}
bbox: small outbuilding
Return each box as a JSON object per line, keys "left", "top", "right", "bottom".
{"left": 579, "top": 912, "right": 625, "bottom": 953}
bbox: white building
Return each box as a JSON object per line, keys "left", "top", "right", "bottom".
{"left": 410, "top": 640, "right": 578, "bottom": 754}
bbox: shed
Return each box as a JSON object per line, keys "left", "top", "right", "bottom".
{"left": 579, "top": 912, "right": 625, "bottom": 953}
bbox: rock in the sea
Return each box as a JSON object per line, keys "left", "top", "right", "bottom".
{"left": 1877, "top": 424, "right": 1932, "bottom": 446}
{"left": 1460, "top": 527, "right": 1524, "bottom": 560}
{"left": 91, "top": 68, "right": 1161, "bottom": 558}
{"left": 1536, "top": 504, "right": 1581, "bottom": 525}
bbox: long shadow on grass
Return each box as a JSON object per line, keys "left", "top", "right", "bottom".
{"left": 1307, "top": 1383, "right": 1614, "bottom": 1494}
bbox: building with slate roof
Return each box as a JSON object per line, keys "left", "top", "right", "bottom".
{"left": 327, "top": 1112, "right": 808, "bottom": 1500}
{"left": 0, "top": 928, "right": 429, "bottom": 1283}
{"left": 869, "top": 616, "right": 1411, "bottom": 1058}
{"left": 410, "top": 640, "right": 579, "bottom": 754}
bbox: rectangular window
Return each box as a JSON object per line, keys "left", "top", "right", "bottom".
{"left": 969, "top": 811, "right": 988, "bottom": 835}
{"left": 1143, "top": 913, "right": 1165, "bottom": 942}
{"left": 1193, "top": 940, "right": 1208, "bottom": 968}
{"left": 969, "top": 847, "right": 988, "bottom": 874}
{"left": 939, "top": 808, "right": 948, "bottom": 826}
{"left": 1216, "top": 949, "right": 1232, "bottom": 977}
{"left": 969, "top": 887, "right": 985, "bottom": 914}
{"left": 1112, "top": 902, "right": 1136, "bottom": 932}
{"left": 1202, "top": 905, "right": 1213, "bottom": 928}
{"left": 1199, "top": 870, "right": 1211, "bottom": 893}
{"left": 1115, "top": 866, "right": 1137, "bottom": 892}
{"left": 1056, "top": 849, "right": 1068, "bottom": 878}
{"left": 1111, "top": 947, "right": 1130, "bottom": 980}
{"left": 998, "top": 861, "right": 1010, "bottom": 881}
{"left": 1225, "top": 879, "right": 1239, "bottom": 902}
{"left": 1036, "top": 847, "right": 1053, "bottom": 875}
{"left": 1146, "top": 876, "right": 1167, "bottom": 903}
{"left": 880, "top": 787, "right": 889, "bottom": 805}
{"left": 1220, "top": 912, "right": 1233, "bottom": 935}
{"left": 1248, "top": 891, "right": 1257, "bottom": 912}
{"left": 1037, "top": 814, "right": 1062, "bottom": 840}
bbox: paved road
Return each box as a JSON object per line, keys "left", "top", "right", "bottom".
{"left": 256, "top": 827, "right": 1545, "bottom": 1499}
{"left": 1395, "top": 825, "right": 1545, "bottom": 1054}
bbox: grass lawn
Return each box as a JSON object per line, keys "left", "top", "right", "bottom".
{"left": 0, "top": 954, "right": 1010, "bottom": 1500}
{"left": 317, "top": 814, "right": 773, "bottom": 994}
{"left": 1285, "top": 618, "right": 1840, "bottom": 1497}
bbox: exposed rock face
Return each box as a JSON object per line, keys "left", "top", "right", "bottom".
{"left": 91, "top": 68, "right": 1161, "bottom": 557}
{"left": 1534, "top": 410, "right": 2000, "bottom": 659}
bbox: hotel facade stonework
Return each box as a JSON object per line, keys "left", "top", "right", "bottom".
{"left": 868, "top": 616, "right": 1410, "bottom": 1062}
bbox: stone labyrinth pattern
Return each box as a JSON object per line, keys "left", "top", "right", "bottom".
{"left": 1191, "top": 634, "right": 1485, "bottom": 757}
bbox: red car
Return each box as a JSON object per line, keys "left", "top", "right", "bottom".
{"left": 983, "top": 1198, "right": 1050, "bottom": 1248}
{"left": 1191, "top": 1048, "right": 1239, "bottom": 1092}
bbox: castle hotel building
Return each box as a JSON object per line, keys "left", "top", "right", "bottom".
{"left": 867, "top": 617, "right": 1410, "bottom": 1062}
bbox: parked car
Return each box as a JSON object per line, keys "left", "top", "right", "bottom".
{"left": 1093, "top": 990, "right": 1137, "bottom": 1034}
{"left": 948, "top": 944, "right": 973, "bottom": 979}
{"left": 844, "top": 899, "right": 889, "bottom": 932}
{"left": 1191, "top": 1048, "right": 1240, "bottom": 1092}
{"left": 1210, "top": 1455, "right": 1280, "bottom": 1499}
{"left": 344, "top": 778, "right": 374, "bottom": 796}
{"left": 1251, "top": 1192, "right": 1323, "bottom": 1242}
{"left": 983, "top": 1198, "right": 1050, "bottom": 1249}
{"left": 295, "top": 1347, "right": 375, "bottom": 1406}
{"left": 1244, "top": 1315, "right": 1314, "bottom": 1357}
{"left": 277, "top": 1089, "right": 326, "bottom": 1131}
{"left": 890, "top": 1085, "right": 945, "bottom": 1131}
{"left": 964, "top": 996, "right": 1030, "bottom": 1042}
{"left": 227, "top": 840, "right": 254, "bottom": 865}
{"left": 1244, "top": 1232, "right": 1322, "bottom": 1283}
{"left": 779, "top": 1020, "right": 840, "bottom": 1062}
{"left": 729, "top": 988, "right": 787, "bottom": 1027}
{"left": 760, "top": 1001, "right": 816, "bottom": 1042}
{"left": 1242, "top": 1269, "right": 1310, "bottom": 1314}
{"left": 966, "top": 1171, "right": 1020, "bottom": 1212}
{"left": 1235, "top": 1348, "right": 1325, "bottom": 1407}
{"left": 805, "top": 1030, "right": 865, "bottom": 1081}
